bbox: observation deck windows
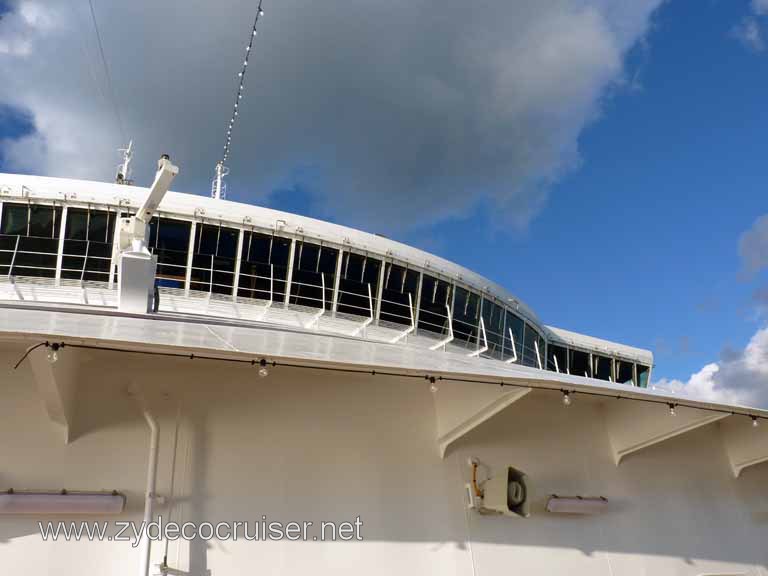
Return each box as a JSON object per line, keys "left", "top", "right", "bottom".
{"left": 547, "top": 344, "right": 568, "bottom": 374}
{"left": 190, "top": 223, "right": 239, "bottom": 295}
{"left": 147, "top": 217, "right": 191, "bottom": 288}
{"left": 481, "top": 298, "right": 505, "bottom": 359}
{"left": 417, "top": 275, "right": 453, "bottom": 336}
{"left": 337, "top": 253, "right": 380, "bottom": 317}
{"left": 62, "top": 207, "right": 116, "bottom": 283}
{"left": 379, "top": 263, "right": 419, "bottom": 326}
{"left": 289, "top": 240, "right": 338, "bottom": 309}
{"left": 0, "top": 202, "right": 62, "bottom": 278}
{"left": 238, "top": 231, "right": 291, "bottom": 301}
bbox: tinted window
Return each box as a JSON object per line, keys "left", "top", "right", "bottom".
{"left": 616, "top": 360, "right": 634, "bottom": 385}
{"left": 417, "top": 275, "right": 452, "bottom": 335}
{"left": 547, "top": 344, "right": 568, "bottom": 373}
{"left": 452, "top": 286, "right": 481, "bottom": 347}
{"left": 191, "top": 224, "right": 239, "bottom": 295}
{"left": 337, "top": 252, "right": 381, "bottom": 317}
{"left": 522, "top": 323, "right": 544, "bottom": 368}
{"left": 636, "top": 364, "right": 650, "bottom": 388}
{"left": 238, "top": 231, "right": 291, "bottom": 301}
{"left": 62, "top": 208, "right": 116, "bottom": 283}
{"left": 379, "top": 263, "right": 419, "bottom": 326}
{"left": 290, "top": 240, "right": 338, "bottom": 309}
{"left": 570, "top": 349, "right": 591, "bottom": 378}
{"left": 503, "top": 310, "right": 524, "bottom": 362}
{"left": 593, "top": 354, "right": 613, "bottom": 381}
{"left": 481, "top": 298, "right": 505, "bottom": 359}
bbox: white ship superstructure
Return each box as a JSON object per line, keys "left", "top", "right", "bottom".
{"left": 0, "top": 168, "right": 766, "bottom": 576}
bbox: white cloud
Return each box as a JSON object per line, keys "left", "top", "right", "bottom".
{"left": 753, "top": 0, "right": 768, "bottom": 16}
{"left": 739, "top": 214, "right": 768, "bottom": 275}
{"left": 733, "top": 18, "right": 765, "bottom": 52}
{"left": 654, "top": 326, "right": 768, "bottom": 409}
{"left": 0, "top": 0, "right": 663, "bottom": 230}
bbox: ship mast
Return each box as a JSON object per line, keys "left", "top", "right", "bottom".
{"left": 115, "top": 140, "right": 134, "bottom": 185}
{"left": 211, "top": 0, "right": 266, "bottom": 200}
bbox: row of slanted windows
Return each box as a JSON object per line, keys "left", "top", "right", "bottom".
{"left": 0, "top": 201, "right": 649, "bottom": 385}
{"left": 546, "top": 343, "right": 650, "bottom": 388}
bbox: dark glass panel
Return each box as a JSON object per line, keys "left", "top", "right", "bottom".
{"left": 593, "top": 354, "right": 613, "bottom": 381}
{"left": 503, "top": 310, "right": 524, "bottom": 362}
{"left": 616, "top": 360, "right": 634, "bottom": 385}
{"left": 417, "top": 275, "right": 452, "bottom": 335}
{"left": 238, "top": 232, "right": 290, "bottom": 301}
{"left": 1, "top": 203, "right": 28, "bottom": 236}
{"left": 636, "top": 364, "right": 650, "bottom": 388}
{"left": 452, "top": 286, "right": 481, "bottom": 346}
{"left": 28, "top": 205, "right": 61, "bottom": 238}
{"left": 547, "top": 344, "right": 568, "bottom": 373}
{"left": 65, "top": 208, "right": 88, "bottom": 240}
{"left": 379, "top": 263, "right": 419, "bottom": 326}
{"left": 570, "top": 349, "right": 591, "bottom": 378}
{"left": 337, "top": 252, "right": 381, "bottom": 317}
{"left": 290, "top": 241, "right": 337, "bottom": 309}
{"left": 522, "top": 323, "right": 543, "bottom": 368}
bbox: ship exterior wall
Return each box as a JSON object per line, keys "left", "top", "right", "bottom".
{"left": 0, "top": 346, "right": 766, "bottom": 575}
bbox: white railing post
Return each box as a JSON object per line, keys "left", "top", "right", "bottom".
{"left": 55, "top": 205, "right": 67, "bottom": 287}
{"left": 184, "top": 221, "right": 196, "bottom": 296}
{"left": 505, "top": 328, "right": 518, "bottom": 364}
{"left": 350, "top": 284, "right": 374, "bottom": 337}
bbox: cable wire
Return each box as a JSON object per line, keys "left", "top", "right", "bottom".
{"left": 86, "top": 0, "right": 126, "bottom": 143}
{"left": 219, "top": 0, "right": 266, "bottom": 165}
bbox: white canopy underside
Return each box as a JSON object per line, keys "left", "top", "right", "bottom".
{"left": 2, "top": 303, "right": 766, "bottom": 476}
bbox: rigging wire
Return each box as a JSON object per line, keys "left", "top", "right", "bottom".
{"left": 86, "top": 0, "right": 127, "bottom": 143}
{"left": 219, "top": 0, "right": 266, "bottom": 166}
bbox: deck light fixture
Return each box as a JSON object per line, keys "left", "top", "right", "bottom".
{"left": 562, "top": 391, "right": 571, "bottom": 407}
{"left": 0, "top": 490, "right": 125, "bottom": 515}
{"left": 258, "top": 358, "right": 269, "bottom": 378}
{"left": 668, "top": 403, "right": 676, "bottom": 416}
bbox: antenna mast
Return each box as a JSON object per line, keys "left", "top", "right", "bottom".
{"left": 211, "top": 0, "right": 266, "bottom": 199}
{"left": 116, "top": 140, "right": 134, "bottom": 185}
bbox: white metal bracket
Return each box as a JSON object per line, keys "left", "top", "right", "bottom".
{"left": 505, "top": 328, "right": 518, "bottom": 364}
{"left": 351, "top": 284, "right": 374, "bottom": 337}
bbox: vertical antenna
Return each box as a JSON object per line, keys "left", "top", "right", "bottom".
{"left": 211, "top": 161, "right": 230, "bottom": 200}
{"left": 212, "top": 0, "right": 266, "bottom": 200}
{"left": 116, "top": 140, "right": 134, "bottom": 185}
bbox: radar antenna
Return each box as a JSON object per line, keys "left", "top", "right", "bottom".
{"left": 116, "top": 140, "right": 134, "bottom": 185}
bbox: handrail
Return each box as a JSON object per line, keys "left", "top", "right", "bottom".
{"left": 429, "top": 304, "right": 454, "bottom": 351}
{"left": 389, "top": 293, "right": 415, "bottom": 344}
{"left": 468, "top": 317, "right": 488, "bottom": 358}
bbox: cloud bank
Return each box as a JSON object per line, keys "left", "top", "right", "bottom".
{"left": 0, "top": 0, "right": 662, "bottom": 230}
{"left": 656, "top": 215, "right": 768, "bottom": 409}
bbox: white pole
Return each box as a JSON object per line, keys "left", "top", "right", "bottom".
{"left": 213, "top": 162, "right": 224, "bottom": 200}
{"left": 139, "top": 409, "right": 159, "bottom": 576}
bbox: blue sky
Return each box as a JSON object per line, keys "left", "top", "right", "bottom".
{"left": 271, "top": 0, "right": 768, "bottom": 383}
{"left": 0, "top": 0, "right": 766, "bottom": 398}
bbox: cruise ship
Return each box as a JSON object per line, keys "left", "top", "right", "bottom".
{"left": 0, "top": 157, "right": 766, "bottom": 575}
